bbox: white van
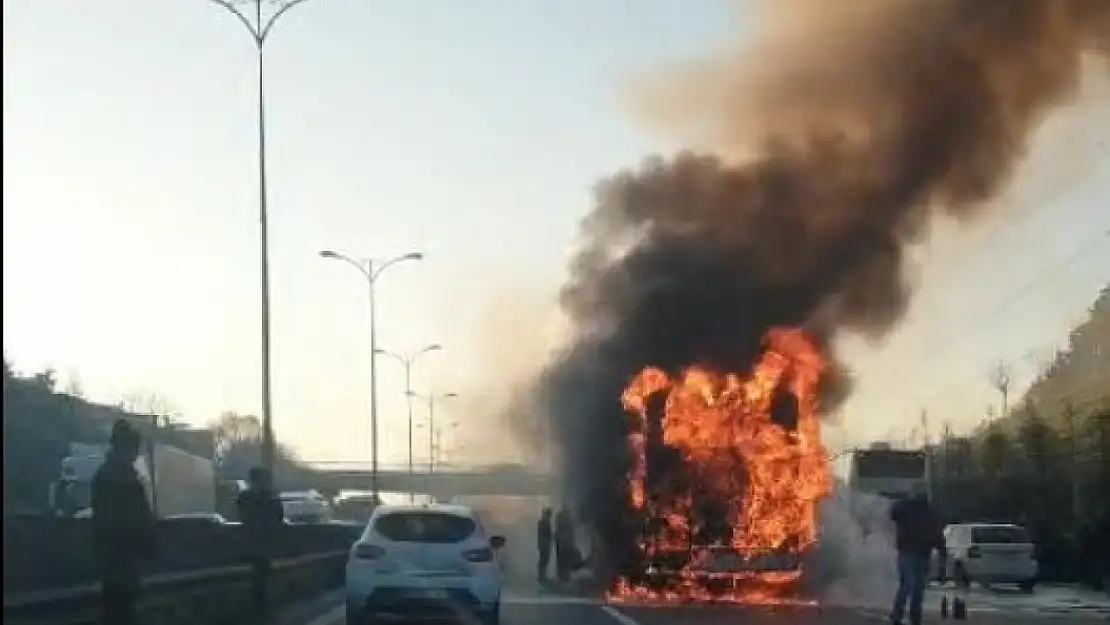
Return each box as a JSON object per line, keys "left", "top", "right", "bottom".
{"left": 942, "top": 523, "right": 1038, "bottom": 592}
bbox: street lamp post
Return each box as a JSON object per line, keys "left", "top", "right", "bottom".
{"left": 435, "top": 421, "right": 459, "bottom": 468}
{"left": 320, "top": 250, "right": 424, "bottom": 498}
{"left": 408, "top": 391, "right": 458, "bottom": 476}
{"left": 207, "top": 0, "right": 321, "bottom": 473}
{"left": 376, "top": 344, "right": 443, "bottom": 502}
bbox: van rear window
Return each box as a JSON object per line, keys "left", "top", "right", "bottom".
{"left": 374, "top": 512, "right": 476, "bottom": 543}
{"left": 972, "top": 526, "right": 1030, "bottom": 544}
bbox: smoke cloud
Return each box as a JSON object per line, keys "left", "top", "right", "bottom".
{"left": 509, "top": 0, "right": 1110, "bottom": 587}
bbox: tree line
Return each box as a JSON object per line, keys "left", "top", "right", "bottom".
{"left": 926, "top": 285, "right": 1110, "bottom": 585}
{"left": 2, "top": 359, "right": 314, "bottom": 514}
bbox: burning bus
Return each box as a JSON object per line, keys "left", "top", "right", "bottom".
{"left": 608, "top": 329, "right": 832, "bottom": 605}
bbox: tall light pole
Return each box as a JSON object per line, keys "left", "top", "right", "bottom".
{"left": 207, "top": 0, "right": 321, "bottom": 474}
{"left": 376, "top": 344, "right": 443, "bottom": 502}
{"left": 320, "top": 250, "right": 424, "bottom": 497}
{"left": 408, "top": 391, "right": 458, "bottom": 476}
{"left": 435, "top": 421, "right": 459, "bottom": 468}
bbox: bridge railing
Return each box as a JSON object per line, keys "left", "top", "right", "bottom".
{"left": 3, "top": 550, "right": 346, "bottom": 625}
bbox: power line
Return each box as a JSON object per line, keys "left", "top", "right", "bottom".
{"left": 864, "top": 228, "right": 1110, "bottom": 410}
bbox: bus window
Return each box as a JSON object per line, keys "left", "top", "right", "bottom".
{"left": 854, "top": 451, "right": 926, "bottom": 479}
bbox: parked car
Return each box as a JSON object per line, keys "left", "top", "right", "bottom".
{"left": 941, "top": 522, "right": 1038, "bottom": 592}
{"left": 280, "top": 490, "right": 333, "bottom": 524}
{"left": 345, "top": 503, "right": 506, "bottom": 625}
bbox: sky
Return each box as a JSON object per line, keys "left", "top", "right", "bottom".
{"left": 4, "top": 0, "right": 1108, "bottom": 468}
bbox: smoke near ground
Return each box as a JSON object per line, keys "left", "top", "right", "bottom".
{"left": 503, "top": 0, "right": 1110, "bottom": 594}
{"left": 806, "top": 483, "right": 901, "bottom": 607}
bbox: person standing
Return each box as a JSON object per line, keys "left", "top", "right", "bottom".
{"left": 237, "top": 467, "right": 284, "bottom": 622}
{"left": 889, "top": 487, "right": 945, "bottom": 625}
{"left": 91, "top": 419, "right": 156, "bottom": 625}
{"left": 537, "top": 507, "right": 553, "bottom": 583}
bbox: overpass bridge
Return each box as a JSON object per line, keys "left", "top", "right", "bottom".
{"left": 308, "top": 462, "right": 555, "bottom": 497}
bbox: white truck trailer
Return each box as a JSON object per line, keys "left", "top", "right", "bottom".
{"left": 49, "top": 442, "right": 217, "bottom": 519}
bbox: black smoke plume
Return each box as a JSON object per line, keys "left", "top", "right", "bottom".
{"left": 512, "top": 0, "right": 1110, "bottom": 583}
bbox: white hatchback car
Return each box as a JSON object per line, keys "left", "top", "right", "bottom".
{"left": 345, "top": 503, "right": 506, "bottom": 624}
{"left": 942, "top": 523, "right": 1038, "bottom": 592}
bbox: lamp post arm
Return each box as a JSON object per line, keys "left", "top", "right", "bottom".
{"left": 259, "top": 0, "right": 314, "bottom": 41}
{"left": 207, "top": 0, "right": 263, "bottom": 43}
{"left": 370, "top": 253, "right": 418, "bottom": 283}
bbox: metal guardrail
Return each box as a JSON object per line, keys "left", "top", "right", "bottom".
{"left": 3, "top": 550, "right": 347, "bottom": 625}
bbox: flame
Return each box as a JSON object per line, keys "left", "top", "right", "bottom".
{"left": 607, "top": 327, "right": 831, "bottom": 606}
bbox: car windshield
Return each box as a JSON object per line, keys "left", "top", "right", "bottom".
{"left": 373, "top": 511, "right": 477, "bottom": 544}
{"left": 972, "top": 526, "right": 1030, "bottom": 544}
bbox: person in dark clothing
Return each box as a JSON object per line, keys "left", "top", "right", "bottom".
{"left": 537, "top": 507, "right": 553, "bottom": 583}
{"left": 889, "top": 488, "right": 945, "bottom": 625}
{"left": 237, "top": 466, "right": 284, "bottom": 622}
{"left": 554, "top": 506, "right": 578, "bottom": 583}
{"left": 91, "top": 419, "right": 156, "bottom": 625}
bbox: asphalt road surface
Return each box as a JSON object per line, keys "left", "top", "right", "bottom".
{"left": 288, "top": 587, "right": 1110, "bottom": 625}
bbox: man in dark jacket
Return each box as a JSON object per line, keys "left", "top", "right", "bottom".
{"left": 237, "top": 467, "right": 284, "bottom": 621}
{"left": 91, "top": 419, "right": 156, "bottom": 625}
{"left": 537, "top": 507, "right": 553, "bottom": 583}
{"left": 889, "top": 488, "right": 946, "bottom": 625}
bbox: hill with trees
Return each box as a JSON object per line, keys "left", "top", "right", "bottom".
{"left": 928, "top": 284, "right": 1110, "bottom": 584}
{"left": 2, "top": 358, "right": 314, "bottom": 513}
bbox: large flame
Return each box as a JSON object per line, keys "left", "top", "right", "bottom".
{"left": 608, "top": 327, "right": 831, "bottom": 605}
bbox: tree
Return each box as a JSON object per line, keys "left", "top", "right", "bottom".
{"left": 210, "top": 411, "right": 309, "bottom": 488}
{"left": 989, "top": 361, "right": 1013, "bottom": 419}
{"left": 31, "top": 368, "right": 58, "bottom": 393}
{"left": 1, "top": 359, "right": 317, "bottom": 511}
{"left": 931, "top": 284, "right": 1109, "bottom": 585}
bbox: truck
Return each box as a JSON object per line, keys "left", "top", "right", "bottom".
{"left": 48, "top": 442, "right": 217, "bottom": 519}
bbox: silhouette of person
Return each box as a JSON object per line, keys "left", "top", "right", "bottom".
{"left": 537, "top": 507, "right": 553, "bottom": 583}
{"left": 237, "top": 466, "right": 284, "bottom": 622}
{"left": 91, "top": 419, "right": 155, "bottom": 625}
{"left": 889, "top": 486, "right": 945, "bottom": 625}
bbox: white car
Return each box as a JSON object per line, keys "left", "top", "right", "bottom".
{"left": 942, "top": 522, "right": 1038, "bottom": 592}
{"left": 280, "top": 490, "right": 333, "bottom": 524}
{"left": 345, "top": 503, "right": 506, "bottom": 625}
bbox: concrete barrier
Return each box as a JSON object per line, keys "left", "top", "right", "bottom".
{"left": 2, "top": 515, "right": 361, "bottom": 594}
{"left": 3, "top": 550, "right": 347, "bottom": 625}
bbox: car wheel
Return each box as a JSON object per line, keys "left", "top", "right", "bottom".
{"left": 1019, "top": 579, "right": 1036, "bottom": 593}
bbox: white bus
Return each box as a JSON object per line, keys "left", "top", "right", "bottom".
{"left": 847, "top": 444, "right": 930, "bottom": 502}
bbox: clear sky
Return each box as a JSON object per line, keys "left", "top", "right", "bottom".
{"left": 4, "top": 0, "right": 1108, "bottom": 467}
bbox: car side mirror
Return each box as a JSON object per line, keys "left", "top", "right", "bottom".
{"left": 490, "top": 535, "right": 506, "bottom": 550}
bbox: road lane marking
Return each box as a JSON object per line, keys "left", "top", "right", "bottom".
{"left": 504, "top": 595, "right": 600, "bottom": 605}
{"left": 601, "top": 605, "right": 643, "bottom": 625}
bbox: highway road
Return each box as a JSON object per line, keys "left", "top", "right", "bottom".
{"left": 287, "top": 585, "right": 1110, "bottom": 625}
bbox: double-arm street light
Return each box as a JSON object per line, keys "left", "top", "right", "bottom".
{"left": 320, "top": 250, "right": 424, "bottom": 497}
{"left": 408, "top": 391, "right": 458, "bottom": 476}
{"left": 375, "top": 344, "right": 443, "bottom": 501}
{"left": 207, "top": 0, "right": 322, "bottom": 473}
